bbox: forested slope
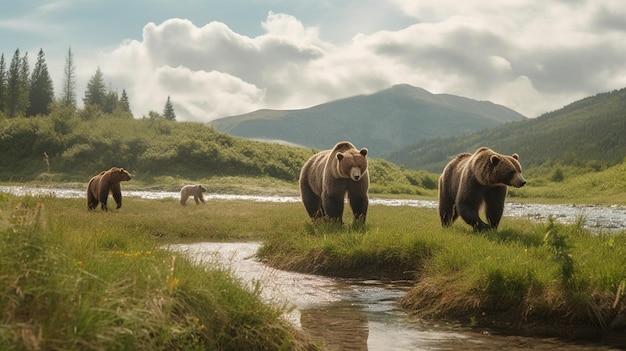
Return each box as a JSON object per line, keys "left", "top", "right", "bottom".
{"left": 388, "top": 87, "right": 626, "bottom": 172}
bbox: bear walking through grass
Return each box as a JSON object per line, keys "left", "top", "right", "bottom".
{"left": 299, "top": 141, "right": 369, "bottom": 224}
{"left": 438, "top": 147, "right": 526, "bottom": 231}
{"left": 87, "top": 167, "right": 132, "bottom": 211}
{"left": 180, "top": 184, "right": 207, "bottom": 206}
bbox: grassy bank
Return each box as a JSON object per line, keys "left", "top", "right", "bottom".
{"left": 257, "top": 204, "right": 626, "bottom": 338}
{"left": 0, "top": 194, "right": 317, "bottom": 351}
{"left": 2, "top": 191, "right": 626, "bottom": 348}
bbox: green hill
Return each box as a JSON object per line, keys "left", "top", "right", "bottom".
{"left": 387, "top": 87, "right": 626, "bottom": 172}
{"left": 0, "top": 106, "right": 438, "bottom": 195}
{"left": 210, "top": 84, "right": 526, "bottom": 157}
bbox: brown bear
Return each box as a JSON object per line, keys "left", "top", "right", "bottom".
{"left": 299, "top": 141, "right": 369, "bottom": 223}
{"left": 438, "top": 147, "right": 526, "bottom": 231}
{"left": 180, "top": 184, "right": 207, "bottom": 206}
{"left": 87, "top": 167, "right": 132, "bottom": 211}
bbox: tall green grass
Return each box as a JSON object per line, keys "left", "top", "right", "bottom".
{"left": 0, "top": 194, "right": 317, "bottom": 350}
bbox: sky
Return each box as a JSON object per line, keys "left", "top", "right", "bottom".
{"left": 1, "top": 0, "right": 625, "bottom": 122}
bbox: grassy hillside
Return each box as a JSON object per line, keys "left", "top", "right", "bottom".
{"left": 0, "top": 105, "right": 438, "bottom": 195}
{"left": 0, "top": 106, "right": 309, "bottom": 182}
{"left": 388, "top": 87, "right": 626, "bottom": 173}
{"left": 210, "top": 84, "right": 526, "bottom": 157}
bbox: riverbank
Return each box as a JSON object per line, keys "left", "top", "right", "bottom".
{"left": 256, "top": 203, "right": 626, "bottom": 338}
{"left": 1, "top": 188, "right": 626, "bottom": 349}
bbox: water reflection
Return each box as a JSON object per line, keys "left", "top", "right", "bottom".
{"left": 301, "top": 303, "right": 369, "bottom": 351}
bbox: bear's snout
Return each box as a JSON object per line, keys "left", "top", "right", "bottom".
{"left": 511, "top": 175, "right": 526, "bottom": 188}
{"left": 350, "top": 167, "right": 363, "bottom": 181}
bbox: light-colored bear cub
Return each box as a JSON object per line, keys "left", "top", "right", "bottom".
{"left": 180, "top": 184, "right": 207, "bottom": 206}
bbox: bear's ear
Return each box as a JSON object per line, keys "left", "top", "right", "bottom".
{"left": 512, "top": 154, "right": 519, "bottom": 160}
{"left": 336, "top": 153, "right": 344, "bottom": 161}
{"left": 360, "top": 148, "right": 368, "bottom": 157}
{"left": 490, "top": 154, "right": 500, "bottom": 166}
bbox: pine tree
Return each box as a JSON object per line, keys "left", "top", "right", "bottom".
{"left": 0, "top": 54, "right": 6, "bottom": 114}
{"left": 163, "top": 95, "right": 176, "bottom": 121}
{"left": 27, "top": 49, "right": 54, "bottom": 116}
{"left": 103, "top": 89, "right": 118, "bottom": 114}
{"left": 60, "top": 47, "right": 76, "bottom": 108}
{"left": 18, "top": 52, "right": 31, "bottom": 115}
{"left": 83, "top": 67, "right": 107, "bottom": 109}
{"left": 120, "top": 89, "right": 131, "bottom": 113}
{"left": 7, "top": 49, "right": 22, "bottom": 117}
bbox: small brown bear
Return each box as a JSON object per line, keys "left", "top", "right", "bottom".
{"left": 438, "top": 147, "right": 526, "bottom": 231}
{"left": 180, "top": 184, "right": 207, "bottom": 206}
{"left": 87, "top": 167, "right": 132, "bottom": 211}
{"left": 299, "top": 141, "right": 369, "bottom": 223}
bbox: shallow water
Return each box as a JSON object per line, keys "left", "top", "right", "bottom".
{"left": 169, "top": 242, "right": 624, "bottom": 351}
{"left": 2, "top": 185, "right": 626, "bottom": 231}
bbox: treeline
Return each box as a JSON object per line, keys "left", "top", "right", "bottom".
{"left": 0, "top": 106, "right": 437, "bottom": 194}
{"left": 0, "top": 47, "right": 175, "bottom": 121}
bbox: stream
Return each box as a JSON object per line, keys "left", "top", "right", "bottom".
{"left": 168, "top": 242, "right": 623, "bottom": 351}
{"left": 2, "top": 185, "right": 626, "bottom": 349}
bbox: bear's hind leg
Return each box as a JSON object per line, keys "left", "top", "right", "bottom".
{"left": 87, "top": 190, "right": 98, "bottom": 210}
{"left": 88, "top": 198, "right": 98, "bottom": 210}
{"left": 438, "top": 201, "right": 455, "bottom": 227}
{"left": 438, "top": 193, "right": 457, "bottom": 227}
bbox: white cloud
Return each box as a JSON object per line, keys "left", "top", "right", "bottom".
{"left": 95, "top": 3, "right": 626, "bottom": 121}
{"left": 100, "top": 15, "right": 342, "bottom": 121}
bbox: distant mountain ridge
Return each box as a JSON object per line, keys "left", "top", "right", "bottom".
{"left": 387, "top": 87, "right": 626, "bottom": 172}
{"left": 210, "top": 84, "right": 526, "bottom": 157}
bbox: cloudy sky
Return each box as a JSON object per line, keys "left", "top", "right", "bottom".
{"left": 1, "top": 0, "right": 625, "bottom": 122}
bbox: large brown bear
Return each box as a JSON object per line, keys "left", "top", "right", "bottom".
{"left": 438, "top": 147, "right": 526, "bottom": 231}
{"left": 87, "top": 167, "right": 132, "bottom": 211}
{"left": 299, "top": 141, "right": 369, "bottom": 223}
{"left": 180, "top": 184, "right": 207, "bottom": 206}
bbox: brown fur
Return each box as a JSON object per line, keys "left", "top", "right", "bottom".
{"left": 299, "top": 141, "right": 369, "bottom": 223}
{"left": 87, "top": 167, "right": 132, "bottom": 211}
{"left": 180, "top": 184, "right": 207, "bottom": 206}
{"left": 438, "top": 147, "right": 526, "bottom": 231}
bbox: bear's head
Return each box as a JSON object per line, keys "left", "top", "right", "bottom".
{"left": 481, "top": 150, "right": 526, "bottom": 188}
{"left": 110, "top": 167, "right": 133, "bottom": 182}
{"left": 336, "top": 148, "right": 368, "bottom": 181}
{"left": 197, "top": 185, "right": 207, "bottom": 192}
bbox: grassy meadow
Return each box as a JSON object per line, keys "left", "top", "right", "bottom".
{"left": 1, "top": 187, "right": 625, "bottom": 350}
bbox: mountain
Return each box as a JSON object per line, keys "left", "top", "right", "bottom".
{"left": 387, "top": 87, "right": 626, "bottom": 172}
{"left": 210, "top": 84, "right": 526, "bottom": 157}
